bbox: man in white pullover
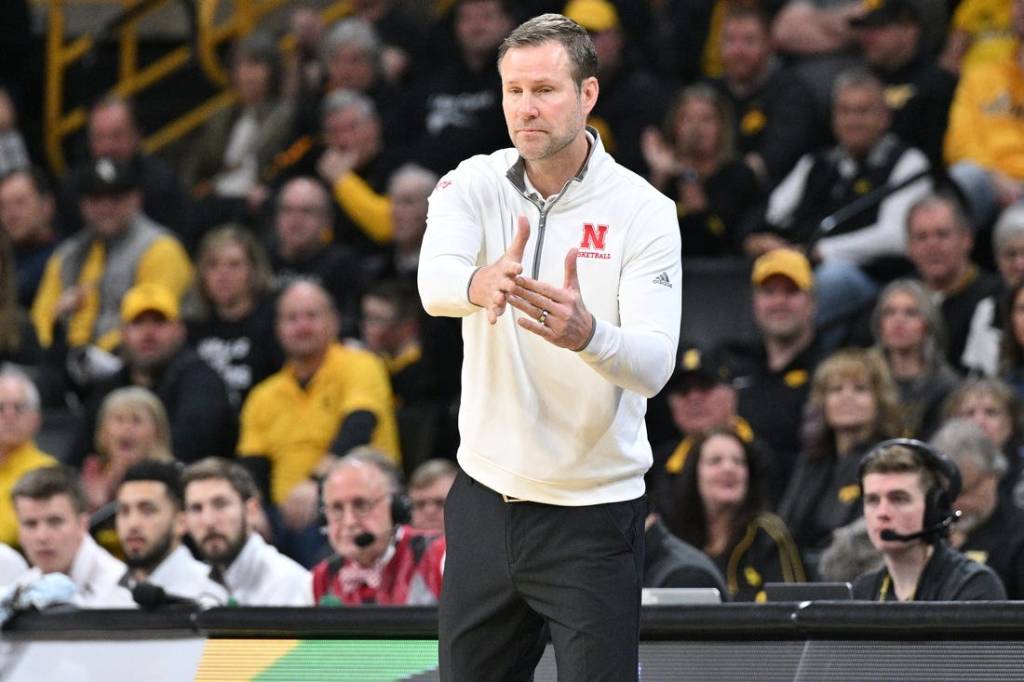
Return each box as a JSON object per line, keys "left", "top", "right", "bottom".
{"left": 418, "top": 13, "right": 681, "bottom": 682}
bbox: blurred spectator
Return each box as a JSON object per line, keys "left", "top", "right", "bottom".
{"left": 0, "top": 543, "right": 27, "bottom": 586}
{"left": 747, "top": 69, "right": 932, "bottom": 347}
{"left": 13, "top": 466, "right": 133, "bottom": 607}
{"left": 817, "top": 517, "right": 883, "bottom": 582}
{"left": 31, "top": 158, "right": 193, "bottom": 383}
{"left": 869, "top": 279, "right": 961, "bottom": 438}
{"left": 0, "top": 230, "right": 40, "bottom": 367}
{"left": 773, "top": 0, "right": 864, "bottom": 57}
{"left": 349, "top": 0, "right": 436, "bottom": 84}
{"left": 718, "top": 249, "right": 824, "bottom": 483}
{"left": 406, "top": 0, "right": 513, "bottom": 175}
{"left": 942, "top": 0, "right": 1017, "bottom": 73}
{"left": 779, "top": 349, "right": 901, "bottom": 566}
{"left": 115, "top": 460, "right": 228, "bottom": 604}
{"left": 641, "top": 84, "right": 761, "bottom": 256}
{"left": 238, "top": 280, "right": 398, "bottom": 565}
{"left": 650, "top": 343, "right": 782, "bottom": 512}
{"left": 369, "top": 164, "right": 437, "bottom": 284}
{"left": 289, "top": 18, "right": 404, "bottom": 149}
{"left": 0, "top": 368, "right": 55, "bottom": 546}
{"left": 79, "top": 387, "right": 173, "bottom": 514}
{"left": 999, "top": 281, "right": 1024, "bottom": 394}
{"left": 188, "top": 225, "right": 283, "bottom": 408}
{"left": 561, "top": 0, "right": 667, "bottom": 175}
{"left": 642, "top": 511, "right": 730, "bottom": 595}
{"left": 943, "top": 376, "right": 1024, "bottom": 510}
{"left": 283, "top": 3, "right": 327, "bottom": 101}
{"left": 313, "top": 89, "right": 403, "bottom": 253}
{"left": 963, "top": 203, "right": 1024, "bottom": 375}
{"left": 0, "top": 86, "right": 30, "bottom": 177}
{"left": 934, "top": 419, "right": 1024, "bottom": 599}
{"left": 710, "top": 5, "right": 820, "bottom": 188}
{"left": 853, "top": 438, "right": 1006, "bottom": 600}
{"left": 850, "top": 0, "right": 957, "bottom": 167}
{"left": 58, "top": 96, "right": 190, "bottom": 238}
{"left": 945, "top": 0, "right": 1024, "bottom": 228}
{"left": 183, "top": 34, "right": 295, "bottom": 242}
{"left": 663, "top": 427, "right": 805, "bottom": 601}
{"left": 72, "top": 283, "right": 237, "bottom": 467}
{"left": 407, "top": 458, "right": 457, "bottom": 532}
{"left": 0, "top": 168, "right": 57, "bottom": 309}
{"left": 269, "top": 176, "right": 364, "bottom": 336}
{"left": 312, "top": 450, "right": 445, "bottom": 605}
{"left": 905, "top": 193, "right": 1001, "bottom": 371}
{"left": 183, "top": 457, "right": 311, "bottom": 606}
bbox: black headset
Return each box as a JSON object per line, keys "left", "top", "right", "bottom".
{"left": 858, "top": 438, "right": 962, "bottom": 541}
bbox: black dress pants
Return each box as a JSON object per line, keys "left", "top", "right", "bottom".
{"left": 439, "top": 470, "right": 646, "bottom": 681}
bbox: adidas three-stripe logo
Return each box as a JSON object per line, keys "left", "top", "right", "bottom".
{"left": 653, "top": 272, "right": 671, "bottom": 288}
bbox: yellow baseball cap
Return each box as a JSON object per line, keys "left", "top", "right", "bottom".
{"left": 564, "top": 0, "right": 620, "bottom": 32}
{"left": 121, "top": 283, "right": 180, "bottom": 323}
{"left": 751, "top": 248, "right": 814, "bottom": 292}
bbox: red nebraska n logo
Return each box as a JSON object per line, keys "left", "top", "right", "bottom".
{"left": 581, "top": 223, "right": 609, "bottom": 250}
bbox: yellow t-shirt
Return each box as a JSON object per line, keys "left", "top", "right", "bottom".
{"left": 238, "top": 342, "right": 400, "bottom": 503}
{"left": 0, "top": 443, "right": 57, "bottom": 546}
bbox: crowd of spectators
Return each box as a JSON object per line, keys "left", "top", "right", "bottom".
{"left": 3, "top": 0, "right": 1024, "bottom": 607}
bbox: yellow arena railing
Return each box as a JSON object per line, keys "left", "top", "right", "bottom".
{"left": 43, "top": 0, "right": 354, "bottom": 175}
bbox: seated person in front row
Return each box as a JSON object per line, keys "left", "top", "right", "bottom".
{"left": 183, "top": 457, "right": 312, "bottom": 606}
{"left": 312, "top": 450, "right": 444, "bottom": 606}
{"left": 853, "top": 438, "right": 1006, "bottom": 600}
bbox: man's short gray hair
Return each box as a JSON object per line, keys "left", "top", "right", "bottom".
{"left": 322, "top": 88, "right": 377, "bottom": 123}
{"left": 931, "top": 418, "right": 1008, "bottom": 477}
{"left": 993, "top": 202, "right": 1024, "bottom": 256}
{"left": 387, "top": 163, "right": 439, "bottom": 196}
{"left": 321, "top": 18, "right": 381, "bottom": 65}
{"left": 0, "top": 365, "right": 40, "bottom": 412}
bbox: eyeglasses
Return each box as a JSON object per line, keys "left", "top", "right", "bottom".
{"left": 411, "top": 497, "right": 446, "bottom": 512}
{"left": 323, "top": 494, "right": 387, "bottom": 521}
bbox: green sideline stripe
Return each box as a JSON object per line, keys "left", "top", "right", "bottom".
{"left": 254, "top": 639, "right": 439, "bottom": 681}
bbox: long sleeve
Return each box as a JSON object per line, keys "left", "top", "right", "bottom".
{"left": 332, "top": 171, "right": 393, "bottom": 245}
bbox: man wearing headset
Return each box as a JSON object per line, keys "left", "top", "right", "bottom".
{"left": 311, "top": 449, "right": 445, "bottom": 605}
{"left": 853, "top": 438, "right": 1006, "bottom": 601}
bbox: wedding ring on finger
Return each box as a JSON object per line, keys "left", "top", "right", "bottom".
{"left": 538, "top": 309, "right": 549, "bottom": 326}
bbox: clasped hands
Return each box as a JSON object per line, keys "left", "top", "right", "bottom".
{"left": 468, "top": 216, "right": 594, "bottom": 351}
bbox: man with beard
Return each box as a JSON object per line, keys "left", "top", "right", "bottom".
{"left": 70, "top": 283, "right": 237, "bottom": 466}
{"left": 183, "top": 457, "right": 311, "bottom": 605}
{"left": 115, "top": 460, "right": 227, "bottom": 604}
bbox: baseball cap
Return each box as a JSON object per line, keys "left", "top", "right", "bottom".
{"left": 667, "top": 344, "right": 733, "bottom": 392}
{"left": 121, "top": 283, "right": 180, "bottom": 323}
{"left": 77, "top": 157, "right": 139, "bottom": 197}
{"left": 751, "top": 248, "right": 814, "bottom": 292}
{"left": 849, "top": 0, "right": 918, "bottom": 27}
{"left": 564, "top": 0, "right": 620, "bottom": 32}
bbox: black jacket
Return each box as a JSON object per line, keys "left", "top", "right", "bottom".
{"left": 853, "top": 541, "right": 1006, "bottom": 601}
{"left": 644, "top": 517, "right": 730, "bottom": 598}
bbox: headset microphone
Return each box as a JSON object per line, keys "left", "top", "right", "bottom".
{"left": 354, "top": 532, "right": 376, "bottom": 547}
{"left": 879, "top": 510, "right": 962, "bottom": 543}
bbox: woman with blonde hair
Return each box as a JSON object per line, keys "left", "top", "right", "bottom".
{"left": 779, "top": 348, "right": 902, "bottom": 569}
{"left": 80, "top": 386, "right": 173, "bottom": 512}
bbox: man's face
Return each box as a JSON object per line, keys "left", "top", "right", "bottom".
{"left": 233, "top": 58, "right": 272, "bottom": 107}
{"left": 456, "top": 0, "right": 512, "bottom": 60}
{"left": 389, "top": 177, "right": 430, "bottom": 249}
{"left": 276, "top": 284, "right": 338, "bottom": 361}
{"left": 833, "top": 85, "right": 890, "bottom": 158}
{"left": 720, "top": 16, "right": 771, "bottom": 85}
{"left": 325, "top": 44, "right": 375, "bottom": 91}
{"left": 323, "top": 106, "right": 380, "bottom": 161}
{"left": 0, "top": 173, "right": 52, "bottom": 244}
{"left": 906, "top": 203, "right": 973, "bottom": 289}
{"left": 185, "top": 478, "right": 249, "bottom": 567}
{"left": 322, "top": 463, "right": 394, "bottom": 566}
{"left": 752, "top": 275, "right": 814, "bottom": 343}
{"left": 275, "top": 180, "right": 332, "bottom": 260}
{"left": 88, "top": 104, "right": 139, "bottom": 161}
{"left": 80, "top": 191, "right": 140, "bottom": 239}
{"left": 122, "top": 311, "right": 185, "bottom": 372}
{"left": 410, "top": 474, "right": 455, "bottom": 532}
{"left": 667, "top": 379, "right": 736, "bottom": 435}
{"left": 16, "top": 494, "right": 87, "bottom": 575}
{"left": 0, "top": 376, "right": 40, "bottom": 454}
{"left": 997, "top": 233, "right": 1024, "bottom": 288}
{"left": 98, "top": 406, "right": 160, "bottom": 469}
{"left": 954, "top": 458, "right": 999, "bottom": 534}
{"left": 863, "top": 470, "right": 928, "bottom": 552}
{"left": 360, "top": 296, "right": 400, "bottom": 354}
{"left": 116, "top": 480, "right": 183, "bottom": 573}
{"left": 500, "top": 41, "right": 598, "bottom": 164}
{"left": 855, "top": 22, "right": 919, "bottom": 71}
